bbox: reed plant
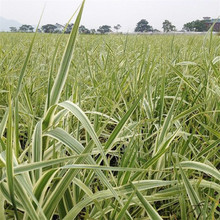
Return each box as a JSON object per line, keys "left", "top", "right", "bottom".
{"left": 0, "top": 1, "right": 219, "bottom": 219}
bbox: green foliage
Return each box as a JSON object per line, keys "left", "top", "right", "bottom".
{"left": 183, "top": 20, "right": 208, "bottom": 32}
{"left": 79, "top": 25, "right": 90, "bottom": 34}
{"left": 9, "top": 27, "right": 17, "bottom": 32}
{"left": 135, "top": 19, "right": 153, "bottom": 32}
{"left": 41, "top": 24, "right": 58, "bottom": 33}
{"left": 18, "top": 24, "right": 34, "bottom": 33}
{"left": 65, "top": 23, "right": 74, "bottom": 34}
{"left": 97, "top": 25, "right": 112, "bottom": 34}
{"left": 0, "top": 3, "right": 220, "bottom": 219}
{"left": 162, "top": 20, "right": 176, "bottom": 32}
{"left": 114, "top": 24, "right": 121, "bottom": 32}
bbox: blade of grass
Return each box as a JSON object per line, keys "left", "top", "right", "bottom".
{"left": 0, "top": 191, "right": 5, "bottom": 220}
{"left": 15, "top": 10, "right": 44, "bottom": 97}
{"left": 63, "top": 180, "right": 174, "bottom": 220}
{"left": 0, "top": 108, "right": 8, "bottom": 138}
{"left": 104, "top": 94, "right": 143, "bottom": 152}
{"left": 49, "top": 0, "right": 85, "bottom": 106}
{"left": 6, "top": 93, "right": 18, "bottom": 219}
{"left": 42, "top": 127, "right": 123, "bottom": 219}
{"left": 32, "top": 121, "right": 42, "bottom": 181}
{"left": 58, "top": 100, "right": 109, "bottom": 166}
{"left": 180, "top": 161, "right": 220, "bottom": 181}
{"left": 130, "top": 182, "right": 163, "bottom": 220}
{"left": 179, "top": 164, "right": 202, "bottom": 218}
{"left": 14, "top": 178, "right": 40, "bottom": 220}
{"left": 45, "top": 5, "right": 81, "bottom": 111}
{"left": 116, "top": 191, "right": 135, "bottom": 220}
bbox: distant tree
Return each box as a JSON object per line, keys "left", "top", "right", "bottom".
{"left": 97, "top": 25, "right": 112, "bottom": 34}
{"left": 65, "top": 23, "right": 74, "bottom": 34}
{"left": 9, "top": 27, "right": 17, "bottom": 32}
{"left": 53, "top": 29, "right": 62, "bottom": 33}
{"left": 41, "top": 24, "right": 57, "bottom": 33}
{"left": 135, "top": 19, "right": 153, "bottom": 32}
{"left": 19, "top": 25, "right": 34, "bottom": 33}
{"left": 114, "top": 24, "right": 121, "bottom": 32}
{"left": 79, "top": 25, "right": 90, "bottom": 34}
{"left": 193, "top": 20, "right": 208, "bottom": 31}
{"left": 183, "top": 20, "right": 207, "bottom": 32}
{"left": 55, "top": 23, "right": 64, "bottom": 33}
{"left": 153, "top": 29, "right": 160, "bottom": 33}
{"left": 183, "top": 22, "right": 194, "bottom": 31}
{"left": 90, "top": 29, "right": 96, "bottom": 34}
{"left": 162, "top": 20, "right": 176, "bottom": 32}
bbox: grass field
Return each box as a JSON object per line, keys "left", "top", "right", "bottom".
{"left": 0, "top": 4, "right": 220, "bottom": 219}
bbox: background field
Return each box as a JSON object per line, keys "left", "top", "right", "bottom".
{"left": 0, "top": 31, "right": 220, "bottom": 219}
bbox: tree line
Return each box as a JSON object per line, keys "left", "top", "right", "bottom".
{"left": 9, "top": 18, "right": 209, "bottom": 34}
{"left": 9, "top": 23, "right": 122, "bottom": 34}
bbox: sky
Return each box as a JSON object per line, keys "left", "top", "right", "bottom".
{"left": 0, "top": 0, "right": 220, "bottom": 32}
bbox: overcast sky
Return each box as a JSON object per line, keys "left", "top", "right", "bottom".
{"left": 0, "top": 0, "right": 220, "bottom": 31}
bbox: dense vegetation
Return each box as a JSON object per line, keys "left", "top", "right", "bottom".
{"left": 0, "top": 4, "right": 220, "bottom": 219}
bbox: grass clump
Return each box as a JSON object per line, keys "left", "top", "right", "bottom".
{"left": 0, "top": 1, "right": 220, "bottom": 219}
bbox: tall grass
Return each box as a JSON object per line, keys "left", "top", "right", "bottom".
{"left": 0, "top": 1, "right": 220, "bottom": 219}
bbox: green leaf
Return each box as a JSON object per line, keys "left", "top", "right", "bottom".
{"left": 33, "top": 169, "right": 58, "bottom": 205}
{"left": 196, "top": 120, "right": 220, "bottom": 139}
{"left": 169, "top": 64, "right": 196, "bottom": 92}
{"left": 116, "top": 191, "right": 135, "bottom": 220}
{"left": 6, "top": 94, "right": 18, "bottom": 219}
{"left": 32, "top": 121, "right": 42, "bottom": 181}
{"left": 0, "top": 191, "right": 5, "bottom": 220}
{"left": 180, "top": 161, "right": 220, "bottom": 181}
{"left": 196, "top": 140, "right": 220, "bottom": 159}
{"left": 49, "top": 0, "right": 85, "bottom": 106}
{"left": 58, "top": 101, "right": 109, "bottom": 166}
{"left": 174, "top": 103, "right": 203, "bottom": 121}
{"left": 179, "top": 164, "right": 202, "bottom": 218}
{"left": 15, "top": 174, "right": 47, "bottom": 220}
{"left": 15, "top": 11, "right": 43, "bottom": 97}
{"left": 0, "top": 108, "right": 8, "bottom": 138}
{"left": 130, "top": 182, "right": 163, "bottom": 220}
{"left": 45, "top": 5, "right": 80, "bottom": 111}
{"left": 14, "top": 178, "right": 40, "bottom": 220}
{"left": 42, "top": 127, "right": 122, "bottom": 219}
{"left": 63, "top": 180, "right": 174, "bottom": 219}
{"left": 104, "top": 94, "right": 143, "bottom": 152}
